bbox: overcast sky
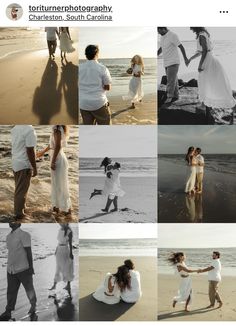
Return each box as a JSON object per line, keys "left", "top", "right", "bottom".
{"left": 158, "top": 224, "right": 236, "bottom": 248}
{"left": 80, "top": 223, "right": 157, "bottom": 239}
{"left": 79, "top": 27, "right": 156, "bottom": 59}
{"left": 80, "top": 126, "right": 157, "bottom": 157}
{"left": 158, "top": 126, "right": 236, "bottom": 154}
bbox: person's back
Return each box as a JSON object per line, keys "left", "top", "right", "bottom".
{"left": 121, "top": 270, "right": 142, "bottom": 303}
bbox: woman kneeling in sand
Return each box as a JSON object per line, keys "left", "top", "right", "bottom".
{"left": 168, "top": 252, "right": 199, "bottom": 312}
{"left": 93, "top": 265, "right": 131, "bottom": 304}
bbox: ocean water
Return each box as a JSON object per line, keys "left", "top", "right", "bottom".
{"left": 158, "top": 154, "right": 236, "bottom": 176}
{"left": 80, "top": 238, "right": 157, "bottom": 257}
{"left": 80, "top": 57, "right": 157, "bottom": 96}
{"left": 0, "top": 224, "right": 79, "bottom": 268}
{"left": 158, "top": 248, "right": 236, "bottom": 276}
{"left": 79, "top": 157, "right": 157, "bottom": 177}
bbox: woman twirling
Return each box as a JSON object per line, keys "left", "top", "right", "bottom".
{"left": 123, "top": 55, "right": 144, "bottom": 108}
{"left": 185, "top": 147, "right": 197, "bottom": 195}
{"left": 188, "top": 27, "right": 236, "bottom": 112}
{"left": 59, "top": 27, "right": 75, "bottom": 61}
{"left": 93, "top": 265, "right": 131, "bottom": 304}
{"left": 168, "top": 252, "right": 198, "bottom": 312}
{"left": 37, "top": 125, "right": 72, "bottom": 215}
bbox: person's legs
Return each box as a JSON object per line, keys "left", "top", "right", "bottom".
{"left": 111, "top": 196, "right": 118, "bottom": 212}
{"left": 92, "top": 104, "right": 112, "bottom": 125}
{"left": 52, "top": 40, "right": 57, "bottom": 55}
{"left": 211, "top": 281, "right": 222, "bottom": 306}
{"left": 47, "top": 40, "right": 51, "bottom": 56}
{"left": 80, "top": 109, "right": 96, "bottom": 125}
{"left": 19, "top": 271, "right": 37, "bottom": 313}
{"left": 208, "top": 281, "right": 216, "bottom": 306}
{"left": 196, "top": 173, "right": 204, "bottom": 193}
{"left": 5, "top": 273, "right": 21, "bottom": 316}
{"left": 102, "top": 196, "right": 113, "bottom": 212}
{"left": 185, "top": 294, "right": 191, "bottom": 311}
{"left": 14, "top": 169, "right": 32, "bottom": 217}
{"left": 166, "top": 64, "right": 179, "bottom": 100}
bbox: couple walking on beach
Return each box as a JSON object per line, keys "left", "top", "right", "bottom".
{"left": 169, "top": 251, "right": 222, "bottom": 312}
{"left": 0, "top": 222, "right": 74, "bottom": 321}
{"left": 45, "top": 27, "right": 75, "bottom": 61}
{"left": 158, "top": 27, "right": 236, "bottom": 113}
{"left": 11, "top": 125, "right": 71, "bottom": 219}
{"left": 185, "top": 147, "right": 204, "bottom": 195}
{"left": 79, "top": 45, "right": 144, "bottom": 125}
{"left": 89, "top": 157, "right": 125, "bottom": 213}
{"left": 93, "top": 259, "right": 142, "bottom": 304}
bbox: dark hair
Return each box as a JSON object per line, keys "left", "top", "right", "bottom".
{"left": 55, "top": 125, "right": 69, "bottom": 136}
{"left": 100, "top": 157, "right": 112, "bottom": 172}
{"left": 213, "top": 251, "right": 220, "bottom": 258}
{"left": 190, "top": 27, "right": 210, "bottom": 39}
{"left": 158, "top": 27, "right": 168, "bottom": 31}
{"left": 114, "top": 162, "right": 121, "bottom": 169}
{"left": 85, "top": 45, "right": 99, "bottom": 60}
{"left": 196, "top": 147, "right": 201, "bottom": 153}
{"left": 185, "top": 146, "right": 194, "bottom": 163}
{"left": 168, "top": 252, "right": 184, "bottom": 265}
{"left": 124, "top": 259, "right": 135, "bottom": 270}
{"left": 113, "top": 265, "right": 131, "bottom": 292}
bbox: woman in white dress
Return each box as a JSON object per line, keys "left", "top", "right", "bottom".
{"left": 185, "top": 147, "right": 197, "bottom": 195}
{"left": 188, "top": 27, "right": 236, "bottom": 112}
{"left": 123, "top": 55, "right": 144, "bottom": 108}
{"left": 121, "top": 259, "right": 142, "bottom": 303}
{"left": 168, "top": 252, "right": 198, "bottom": 312}
{"left": 93, "top": 265, "right": 131, "bottom": 305}
{"left": 36, "top": 125, "right": 72, "bottom": 215}
{"left": 59, "top": 27, "right": 75, "bottom": 60}
{"left": 49, "top": 224, "right": 74, "bottom": 296}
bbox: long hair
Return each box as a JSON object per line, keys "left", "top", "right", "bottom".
{"left": 100, "top": 157, "right": 112, "bottom": 172}
{"left": 124, "top": 259, "right": 135, "bottom": 270}
{"left": 190, "top": 27, "right": 210, "bottom": 39}
{"left": 55, "top": 125, "right": 69, "bottom": 137}
{"left": 185, "top": 146, "right": 194, "bottom": 164}
{"left": 168, "top": 252, "right": 184, "bottom": 265}
{"left": 113, "top": 265, "right": 131, "bottom": 292}
{"left": 131, "top": 55, "right": 144, "bottom": 71}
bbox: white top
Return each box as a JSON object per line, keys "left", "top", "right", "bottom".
{"left": 160, "top": 30, "right": 181, "bottom": 67}
{"left": 196, "top": 154, "right": 204, "bottom": 173}
{"left": 132, "top": 64, "right": 142, "bottom": 76}
{"left": 57, "top": 228, "right": 72, "bottom": 245}
{"left": 197, "top": 32, "right": 213, "bottom": 52}
{"left": 11, "top": 125, "right": 37, "bottom": 172}
{"left": 208, "top": 259, "right": 221, "bottom": 282}
{"left": 176, "top": 262, "right": 189, "bottom": 276}
{"left": 7, "top": 228, "right": 31, "bottom": 274}
{"left": 79, "top": 60, "right": 112, "bottom": 111}
{"left": 121, "top": 270, "right": 142, "bottom": 303}
{"left": 45, "top": 27, "right": 58, "bottom": 41}
{"left": 50, "top": 125, "right": 67, "bottom": 149}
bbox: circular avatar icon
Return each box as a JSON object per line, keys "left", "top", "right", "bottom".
{"left": 6, "top": 3, "right": 23, "bottom": 21}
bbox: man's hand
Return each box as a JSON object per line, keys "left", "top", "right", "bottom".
{"left": 198, "top": 66, "right": 204, "bottom": 72}
{"left": 51, "top": 162, "right": 56, "bottom": 171}
{"left": 32, "top": 167, "right": 37, "bottom": 177}
{"left": 70, "top": 253, "right": 74, "bottom": 260}
{"left": 28, "top": 266, "right": 35, "bottom": 275}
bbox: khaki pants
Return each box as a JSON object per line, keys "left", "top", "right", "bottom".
{"left": 14, "top": 169, "right": 32, "bottom": 216}
{"left": 165, "top": 64, "right": 179, "bottom": 99}
{"left": 196, "top": 172, "right": 204, "bottom": 192}
{"left": 208, "top": 281, "right": 222, "bottom": 306}
{"left": 80, "top": 104, "right": 111, "bottom": 125}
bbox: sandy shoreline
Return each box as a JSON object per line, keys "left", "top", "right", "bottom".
{"left": 0, "top": 254, "right": 79, "bottom": 321}
{"left": 79, "top": 256, "right": 157, "bottom": 321}
{"left": 79, "top": 176, "right": 157, "bottom": 223}
{"left": 158, "top": 274, "right": 236, "bottom": 321}
{"left": 0, "top": 49, "right": 78, "bottom": 124}
{"left": 158, "top": 159, "right": 236, "bottom": 223}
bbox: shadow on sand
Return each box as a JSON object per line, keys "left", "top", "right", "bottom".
{"left": 158, "top": 306, "right": 219, "bottom": 320}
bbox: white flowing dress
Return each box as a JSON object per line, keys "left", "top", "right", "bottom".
{"left": 174, "top": 262, "right": 192, "bottom": 304}
{"left": 197, "top": 31, "right": 236, "bottom": 109}
{"left": 54, "top": 228, "right": 74, "bottom": 283}
{"left": 93, "top": 273, "right": 121, "bottom": 304}
{"left": 102, "top": 168, "right": 125, "bottom": 199}
{"left": 59, "top": 29, "right": 75, "bottom": 53}
{"left": 123, "top": 64, "right": 144, "bottom": 103}
{"left": 50, "top": 126, "right": 71, "bottom": 211}
{"left": 121, "top": 270, "right": 142, "bottom": 303}
{"left": 185, "top": 157, "right": 197, "bottom": 193}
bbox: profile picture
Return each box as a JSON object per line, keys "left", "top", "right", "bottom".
{"left": 6, "top": 3, "right": 23, "bottom": 21}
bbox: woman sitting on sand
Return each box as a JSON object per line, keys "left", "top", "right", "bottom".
{"left": 168, "top": 252, "right": 198, "bottom": 312}
{"left": 93, "top": 265, "right": 131, "bottom": 304}
{"left": 90, "top": 158, "right": 125, "bottom": 213}
{"left": 123, "top": 55, "right": 144, "bottom": 108}
{"left": 120, "top": 259, "right": 142, "bottom": 303}
{"left": 49, "top": 223, "right": 74, "bottom": 296}
{"left": 36, "top": 125, "right": 72, "bottom": 215}
{"left": 188, "top": 27, "right": 236, "bottom": 113}
{"left": 185, "top": 147, "right": 197, "bottom": 195}
{"left": 59, "top": 27, "right": 75, "bottom": 61}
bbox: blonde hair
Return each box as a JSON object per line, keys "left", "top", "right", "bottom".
{"left": 131, "top": 55, "right": 144, "bottom": 71}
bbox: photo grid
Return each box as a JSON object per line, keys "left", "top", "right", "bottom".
{"left": 0, "top": 25, "right": 236, "bottom": 322}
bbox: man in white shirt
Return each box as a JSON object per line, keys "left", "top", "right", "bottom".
{"left": 121, "top": 259, "right": 142, "bottom": 303}
{"left": 158, "top": 27, "right": 188, "bottom": 106}
{"left": 195, "top": 147, "right": 204, "bottom": 193}
{"left": 0, "top": 222, "right": 37, "bottom": 321}
{"left": 79, "top": 45, "right": 112, "bottom": 125}
{"left": 11, "top": 125, "right": 37, "bottom": 219}
{"left": 45, "top": 27, "right": 59, "bottom": 59}
{"left": 198, "top": 251, "right": 223, "bottom": 308}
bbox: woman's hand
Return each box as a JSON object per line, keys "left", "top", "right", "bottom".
{"left": 198, "top": 66, "right": 204, "bottom": 72}
{"left": 70, "top": 253, "right": 74, "bottom": 260}
{"left": 51, "top": 161, "right": 56, "bottom": 170}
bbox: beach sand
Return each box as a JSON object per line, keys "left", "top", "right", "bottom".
{"left": 158, "top": 159, "right": 236, "bottom": 223}
{"left": 79, "top": 256, "right": 157, "bottom": 321}
{"left": 0, "top": 254, "right": 79, "bottom": 321}
{"left": 158, "top": 274, "right": 236, "bottom": 321}
{"left": 0, "top": 49, "right": 78, "bottom": 125}
{"left": 79, "top": 176, "right": 157, "bottom": 223}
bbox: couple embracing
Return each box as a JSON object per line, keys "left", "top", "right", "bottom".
{"left": 185, "top": 147, "right": 204, "bottom": 195}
